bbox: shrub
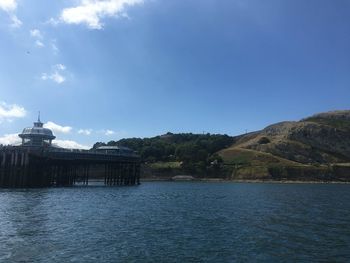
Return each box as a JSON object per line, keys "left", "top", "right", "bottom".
{"left": 258, "top": 137, "right": 271, "bottom": 144}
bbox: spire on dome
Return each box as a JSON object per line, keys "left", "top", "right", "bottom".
{"left": 34, "top": 111, "right": 43, "bottom": 128}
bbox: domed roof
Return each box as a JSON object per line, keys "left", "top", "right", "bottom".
{"left": 18, "top": 118, "right": 56, "bottom": 140}
{"left": 20, "top": 127, "right": 55, "bottom": 138}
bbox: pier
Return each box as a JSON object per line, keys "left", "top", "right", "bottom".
{"left": 0, "top": 116, "right": 140, "bottom": 188}
{"left": 0, "top": 146, "right": 140, "bottom": 187}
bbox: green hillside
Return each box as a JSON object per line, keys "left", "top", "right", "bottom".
{"left": 93, "top": 133, "right": 234, "bottom": 177}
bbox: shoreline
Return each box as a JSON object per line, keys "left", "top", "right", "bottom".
{"left": 141, "top": 178, "right": 350, "bottom": 184}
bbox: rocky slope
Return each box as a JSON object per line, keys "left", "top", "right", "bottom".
{"left": 219, "top": 110, "right": 350, "bottom": 181}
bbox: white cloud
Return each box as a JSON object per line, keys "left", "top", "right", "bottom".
{"left": 78, "top": 129, "right": 92, "bottom": 135}
{"left": 0, "top": 0, "right": 17, "bottom": 12}
{"left": 41, "top": 64, "right": 67, "bottom": 84}
{"left": 54, "top": 139, "right": 90, "bottom": 150}
{"left": 51, "top": 72, "right": 65, "bottom": 83}
{"left": 0, "top": 102, "right": 26, "bottom": 123}
{"left": 44, "top": 121, "right": 72, "bottom": 134}
{"left": 0, "top": 0, "right": 22, "bottom": 28}
{"left": 0, "top": 133, "right": 21, "bottom": 146}
{"left": 59, "top": 0, "right": 144, "bottom": 29}
{"left": 41, "top": 72, "right": 65, "bottom": 84}
{"left": 30, "top": 29, "right": 42, "bottom": 38}
{"left": 105, "top": 129, "right": 115, "bottom": 136}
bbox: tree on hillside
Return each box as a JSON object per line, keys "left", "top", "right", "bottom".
{"left": 94, "top": 133, "right": 235, "bottom": 174}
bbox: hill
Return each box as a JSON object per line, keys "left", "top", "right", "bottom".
{"left": 219, "top": 110, "right": 350, "bottom": 181}
{"left": 93, "top": 110, "right": 350, "bottom": 181}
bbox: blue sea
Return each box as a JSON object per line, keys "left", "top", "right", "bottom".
{"left": 1, "top": 182, "right": 350, "bottom": 262}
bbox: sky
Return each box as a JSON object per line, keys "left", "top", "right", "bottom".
{"left": 0, "top": 0, "right": 349, "bottom": 149}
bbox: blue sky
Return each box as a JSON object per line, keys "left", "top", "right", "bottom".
{"left": 0, "top": 0, "right": 349, "bottom": 148}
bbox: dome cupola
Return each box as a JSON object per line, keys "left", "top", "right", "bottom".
{"left": 18, "top": 112, "right": 56, "bottom": 147}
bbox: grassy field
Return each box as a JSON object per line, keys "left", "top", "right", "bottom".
{"left": 148, "top": 161, "right": 182, "bottom": 169}
{"left": 219, "top": 147, "right": 302, "bottom": 167}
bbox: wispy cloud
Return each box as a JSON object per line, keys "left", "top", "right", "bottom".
{"left": 44, "top": 121, "right": 72, "bottom": 134}
{"left": 59, "top": 0, "right": 144, "bottom": 29}
{"left": 0, "top": 133, "right": 21, "bottom": 146}
{"left": 41, "top": 64, "right": 67, "bottom": 84}
{"left": 30, "top": 29, "right": 42, "bottom": 38}
{"left": 97, "top": 129, "right": 126, "bottom": 138}
{"left": 54, "top": 139, "right": 90, "bottom": 150}
{"left": 30, "top": 29, "right": 45, "bottom": 47}
{"left": 56, "top": 64, "right": 66, "bottom": 70}
{"left": 0, "top": 102, "right": 26, "bottom": 123}
{"left": 10, "top": 14, "right": 21, "bottom": 27}
{"left": 46, "top": 17, "right": 59, "bottom": 26}
{"left": 78, "top": 129, "right": 92, "bottom": 135}
{"left": 0, "top": 0, "right": 22, "bottom": 28}
{"left": 35, "top": 40, "right": 44, "bottom": 47}
{"left": 51, "top": 40, "right": 59, "bottom": 54}
{"left": 105, "top": 129, "right": 115, "bottom": 136}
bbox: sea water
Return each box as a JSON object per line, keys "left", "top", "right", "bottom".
{"left": 0, "top": 182, "right": 349, "bottom": 262}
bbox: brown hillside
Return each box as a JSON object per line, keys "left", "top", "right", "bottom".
{"left": 219, "top": 110, "right": 350, "bottom": 181}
